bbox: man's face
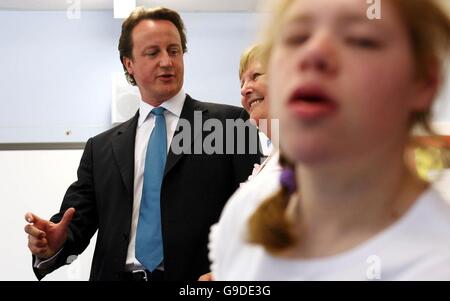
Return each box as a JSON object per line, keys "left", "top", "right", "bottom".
{"left": 124, "top": 19, "right": 184, "bottom": 106}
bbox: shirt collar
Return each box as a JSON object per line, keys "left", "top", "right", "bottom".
{"left": 138, "top": 89, "right": 186, "bottom": 127}
{"left": 258, "top": 131, "right": 273, "bottom": 157}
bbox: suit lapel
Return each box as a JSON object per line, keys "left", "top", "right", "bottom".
{"left": 111, "top": 112, "right": 138, "bottom": 201}
{"left": 111, "top": 97, "right": 206, "bottom": 187}
{"left": 164, "top": 95, "right": 206, "bottom": 176}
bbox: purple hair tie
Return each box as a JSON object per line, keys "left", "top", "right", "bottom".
{"left": 280, "top": 168, "right": 296, "bottom": 194}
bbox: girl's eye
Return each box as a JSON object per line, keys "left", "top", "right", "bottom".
{"left": 284, "top": 34, "right": 309, "bottom": 46}
{"left": 347, "top": 37, "right": 381, "bottom": 49}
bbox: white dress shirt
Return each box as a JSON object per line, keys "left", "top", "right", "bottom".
{"left": 258, "top": 132, "right": 273, "bottom": 158}
{"left": 125, "top": 89, "right": 186, "bottom": 270}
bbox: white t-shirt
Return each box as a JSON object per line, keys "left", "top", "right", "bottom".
{"left": 209, "top": 171, "right": 450, "bottom": 280}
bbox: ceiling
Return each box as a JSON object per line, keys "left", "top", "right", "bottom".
{"left": 0, "top": 0, "right": 267, "bottom": 12}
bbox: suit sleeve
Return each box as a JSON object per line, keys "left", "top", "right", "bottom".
{"left": 32, "top": 138, "right": 99, "bottom": 279}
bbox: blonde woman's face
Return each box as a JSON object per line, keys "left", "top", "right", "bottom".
{"left": 240, "top": 59, "right": 270, "bottom": 125}
{"left": 269, "top": 0, "right": 434, "bottom": 165}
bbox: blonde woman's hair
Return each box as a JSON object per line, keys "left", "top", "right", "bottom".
{"left": 239, "top": 44, "right": 264, "bottom": 79}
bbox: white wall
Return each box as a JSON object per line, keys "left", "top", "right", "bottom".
{"left": 432, "top": 64, "right": 450, "bottom": 132}
{"left": 0, "top": 11, "right": 263, "bottom": 143}
{"left": 0, "top": 150, "right": 95, "bottom": 280}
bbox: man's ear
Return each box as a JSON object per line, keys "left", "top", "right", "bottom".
{"left": 123, "top": 56, "right": 134, "bottom": 75}
{"left": 411, "top": 58, "right": 441, "bottom": 112}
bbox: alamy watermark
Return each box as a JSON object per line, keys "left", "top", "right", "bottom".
{"left": 66, "top": 0, "right": 81, "bottom": 20}
{"left": 366, "top": 255, "right": 382, "bottom": 280}
{"left": 367, "top": 0, "right": 381, "bottom": 20}
{"left": 169, "top": 112, "right": 278, "bottom": 156}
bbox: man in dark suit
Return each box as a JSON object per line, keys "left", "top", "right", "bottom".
{"left": 24, "top": 7, "right": 259, "bottom": 281}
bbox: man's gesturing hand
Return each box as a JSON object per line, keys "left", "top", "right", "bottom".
{"left": 24, "top": 208, "right": 75, "bottom": 259}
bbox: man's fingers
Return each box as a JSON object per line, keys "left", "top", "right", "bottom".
{"left": 25, "top": 212, "right": 50, "bottom": 230}
{"left": 29, "top": 235, "right": 48, "bottom": 248}
{"left": 24, "top": 212, "right": 35, "bottom": 223}
{"left": 59, "top": 207, "right": 75, "bottom": 229}
{"left": 24, "top": 224, "right": 46, "bottom": 239}
{"left": 28, "top": 241, "right": 48, "bottom": 257}
{"left": 198, "top": 272, "right": 214, "bottom": 281}
{"left": 25, "top": 212, "right": 44, "bottom": 224}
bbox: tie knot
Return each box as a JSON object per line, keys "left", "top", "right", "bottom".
{"left": 151, "top": 107, "right": 166, "bottom": 116}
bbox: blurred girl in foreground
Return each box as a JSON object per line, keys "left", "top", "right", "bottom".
{"left": 209, "top": 0, "right": 450, "bottom": 280}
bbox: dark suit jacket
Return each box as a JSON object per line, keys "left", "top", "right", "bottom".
{"left": 34, "top": 95, "right": 260, "bottom": 280}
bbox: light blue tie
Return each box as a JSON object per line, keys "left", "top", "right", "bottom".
{"left": 136, "top": 107, "right": 166, "bottom": 271}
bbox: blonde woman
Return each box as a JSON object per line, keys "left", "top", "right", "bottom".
{"left": 209, "top": 0, "right": 450, "bottom": 280}
{"left": 240, "top": 45, "right": 281, "bottom": 181}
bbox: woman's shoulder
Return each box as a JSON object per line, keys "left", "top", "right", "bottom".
{"left": 210, "top": 170, "right": 281, "bottom": 247}
{"left": 209, "top": 170, "right": 282, "bottom": 250}
{"left": 209, "top": 170, "right": 282, "bottom": 279}
{"left": 225, "top": 169, "right": 283, "bottom": 221}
